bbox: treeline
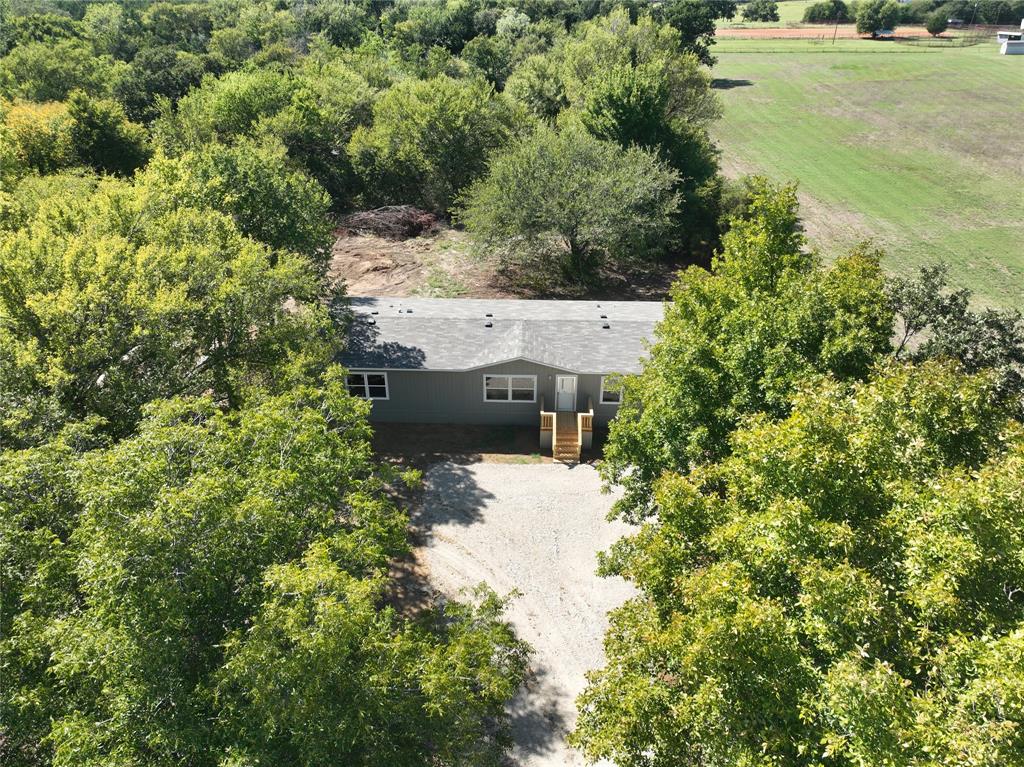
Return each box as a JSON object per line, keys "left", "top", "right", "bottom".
{"left": 1, "top": 0, "right": 750, "bottom": 288}
{"left": 804, "top": 0, "right": 1024, "bottom": 24}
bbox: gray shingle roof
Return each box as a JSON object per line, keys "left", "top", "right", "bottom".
{"left": 339, "top": 296, "right": 663, "bottom": 374}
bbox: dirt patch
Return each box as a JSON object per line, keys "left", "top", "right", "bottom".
{"left": 329, "top": 222, "right": 689, "bottom": 301}
{"left": 717, "top": 24, "right": 934, "bottom": 38}
{"left": 414, "top": 461, "right": 634, "bottom": 767}
{"left": 329, "top": 227, "right": 511, "bottom": 298}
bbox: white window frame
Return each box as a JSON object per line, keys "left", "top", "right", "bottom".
{"left": 346, "top": 371, "right": 389, "bottom": 401}
{"left": 599, "top": 375, "right": 622, "bottom": 406}
{"left": 482, "top": 374, "right": 537, "bottom": 403}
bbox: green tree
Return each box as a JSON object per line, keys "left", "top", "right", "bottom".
{"left": 657, "top": 0, "right": 738, "bottom": 65}
{"left": 599, "top": 180, "right": 893, "bottom": 522}
{"left": 152, "top": 68, "right": 294, "bottom": 153}
{"left": 81, "top": 2, "right": 136, "bottom": 58}
{"left": 2, "top": 12, "right": 81, "bottom": 53}
{"left": 742, "top": 0, "right": 781, "bottom": 21}
{"left": 573, "top": 58, "right": 720, "bottom": 250}
{"left": 297, "top": 0, "right": 374, "bottom": 48}
{"left": 140, "top": 1, "right": 214, "bottom": 53}
{"left": 138, "top": 141, "right": 333, "bottom": 266}
{"left": 66, "top": 91, "right": 151, "bottom": 177}
{"left": 926, "top": 9, "right": 949, "bottom": 34}
{"left": 0, "top": 422, "right": 98, "bottom": 767}
{"left": 112, "top": 45, "right": 208, "bottom": 123}
{"left": 151, "top": 61, "right": 373, "bottom": 211}
{"left": 856, "top": 0, "right": 901, "bottom": 35}
{"left": 458, "top": 126, "right": 680, "bottom": 285}
{"left": 573, "top": 361, "right": 1024, "bottom": 766}
{"left": 0, "top": 100, "right": 76, "bottom": 174}
{"left": 803, "top": 0, "right": 850, "bottom": 22}
{"left": 889, "top": 263, "right": 1023, "bottom": 415}
{"left": 508, "top": 9, "right": 720, "bottom": 129}
{"left": 349, "top": 74, "right": 524, "bottom": 214}
{"left": 259, "top": 59, "right": 374, "bottom": 210}
{"left": 0, "top": 178, "right": 334, "bottom": 440}
{"left": 0, "top": 0, "right": 10, "bottom": 54}
{"left": 0, "top": 39, "right": 125, "bottom": 102}
{"left": 385, "top": 0, "right": 479, "bottom": 53}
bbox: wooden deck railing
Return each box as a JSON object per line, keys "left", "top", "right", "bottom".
{"left": 577, "top": 397, "right": 594, "bottom": 451}
{"left": 539, "top": 397, "right": 555, "bottom": 449}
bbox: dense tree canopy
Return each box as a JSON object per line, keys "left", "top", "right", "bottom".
{"left": 2, "top": 375, "right": 528, "bottom": 767}
{"left": 575, "top": 361, "right": 1024, "bottom": 766}
{"left": 5, "top": 5, "right": 1018, "bottom": 767}
{"left": 600, "top": 180, "right": 894, "bottom": 522}
{"left": 0, "top": 174, "right": 334, "bottom": 442}
{"left": 349, "top": 73, "right": 525, "bottom": 214}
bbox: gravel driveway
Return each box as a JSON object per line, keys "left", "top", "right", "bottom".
{"left": 414, "top": 461, "right": 635, "bottom": 767}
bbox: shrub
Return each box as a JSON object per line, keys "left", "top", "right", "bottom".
{"left": 803, "top": 0, "right": 850, "bottom": 22}
{"left": 1, "top": 100, "right": 75, "bottom": 174}
{"left": 742, "top": 0, "right": 781, "bottom": 22}
{"left": 926, "top": 9, "right": 949, "bottom": 34}
{"left": 67, "top": 91, "right": 151, "bottom": 177}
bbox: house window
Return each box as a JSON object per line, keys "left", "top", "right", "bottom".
{"left": 600, "top": 376, "right": 622, "bottom": 405}
{"left": 483, "top": 374, "right": 536, "bottom": 403}
{"left": 346, "top": 372, "right": 389, "bottom": 400}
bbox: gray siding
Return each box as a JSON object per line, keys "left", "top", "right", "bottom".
{"left": 353, "top": 361, "right": 622, "bottom": 427}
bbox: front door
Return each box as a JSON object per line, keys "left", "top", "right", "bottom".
{"left": 555, "top": 375, "right": 577, "bottom": 411}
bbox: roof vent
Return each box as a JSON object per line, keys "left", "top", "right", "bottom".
{"left": 600, "top": 314, "right": 607, "bottom": 319}
{"left": 406, "top": 308, "right": 412, "bottom": 313}
{"left": 371, "top": 310, "right": 378, "bottom": 315}
{"left": 602, "top": 323, "right": 611, "bottom": 329}
{"left": 485, "top": 312, "right": 493, "bottom": 317}
{"left": 367, "top": 318, "right": 376, "bottom": 325}
{"left": 484, "top": 321, "right": 493, "bottom": 328}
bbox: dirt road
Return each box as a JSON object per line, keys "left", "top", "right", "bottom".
{"left": 414, "top": 461, "right": 635, "bottom": 766}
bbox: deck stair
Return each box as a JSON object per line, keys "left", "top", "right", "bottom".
{"left": 553, "top": 411, "right": 580, "bottom": 463}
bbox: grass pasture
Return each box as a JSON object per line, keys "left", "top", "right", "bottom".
{"left": 711, "top": 38, "right": 1024, "bottom": 307}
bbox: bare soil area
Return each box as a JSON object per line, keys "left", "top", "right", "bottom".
{"left": 328, "top": 224, "right": 687, "bottom": 301}
{"left": 411, "top": 461, "right": 634, "bottom": 767}
{"left": 717, "top": 24, "right": 937, "bottom": 38}
{"left": 328, "top": 228, "right": 508, "bottom": 298}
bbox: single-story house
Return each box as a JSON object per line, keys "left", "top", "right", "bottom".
{"left": 338, "top": 296, "right": 664, "bottom": 460}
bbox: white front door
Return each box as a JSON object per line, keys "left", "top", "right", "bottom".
{"left": 555, "top": 375, "right": 577, "bottom": 411}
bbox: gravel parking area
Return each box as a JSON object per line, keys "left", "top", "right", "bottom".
{"left": 414, "top": 461, "right": 634, "bottom": 767}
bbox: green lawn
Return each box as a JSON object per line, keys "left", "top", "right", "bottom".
{"left": 711, "top": 38, "right": 1024, "bottom": 307}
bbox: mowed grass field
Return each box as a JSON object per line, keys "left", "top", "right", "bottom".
{"left": 711, "top": 38, "right": 1024, "bottom": 307}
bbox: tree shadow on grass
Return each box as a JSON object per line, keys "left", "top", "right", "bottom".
{"left": 712, "top": 77, "right": 755, "bottom": 89}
